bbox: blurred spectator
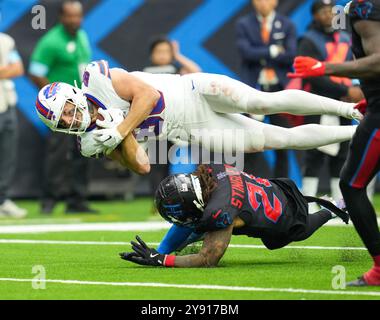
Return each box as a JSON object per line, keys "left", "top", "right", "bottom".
{"left": 29, "top": 0, "right": 95, "bottom": 214}
{"left": 0, "top": 32, "right": 27, "bottom": 218}
{"left": 299, "top": 0, "right": 364, "bottom": 209}
{"left": 143, "top": 36, "right": 201, "bottom": 75}
{"left": 236, "top": 0, "right": 297, "bottom": 178}
{"left": 143, "top": 36, "right": 201, "bottom": 202}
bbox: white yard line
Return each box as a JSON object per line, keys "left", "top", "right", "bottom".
{"left": 0, "top": 218, "right": 379, "bottom": 234}
{"left": 0, "top": 239, "right": 367, "bottom": 251}
{"left": 0, "top": 221, "right": 171, "bottom": 234}
{"left": 0, "top": 278, "right": 379, "bottom": 297}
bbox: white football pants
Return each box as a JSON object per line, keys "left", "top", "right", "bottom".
{"left": 177, "top": 73, "right": 357, "bottom": 153}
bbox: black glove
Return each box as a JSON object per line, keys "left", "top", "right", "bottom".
{"left": 120, "top": 235, "right": 167, "bottom": 267}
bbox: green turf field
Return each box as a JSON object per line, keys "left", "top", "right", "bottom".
{"left": 0, "top": 197, "right": 380, "bottom": 300}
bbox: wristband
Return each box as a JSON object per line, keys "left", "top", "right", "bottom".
{"left": 164, "top": 254, "right": 176, "bottom": 267}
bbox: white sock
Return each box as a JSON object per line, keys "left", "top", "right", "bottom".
{"left": 302, "top": 177, "right": 320, "bottom": 213}
{"left": 262, "top": 124, "right": 356, "bottom": 150}
{"left": 330, "top": 178, "right": 342, "bottom": 201}
{"left": 367, "top": 178, "right": 376, "bottom": 202}
{"left": 302, "top": 177, "right": 318, "bottom": 196}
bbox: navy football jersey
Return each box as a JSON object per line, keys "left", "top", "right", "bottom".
{"left": 349, "top": 0, "right": 380, "bottom": 103}
{"left": 195, "top": 164, "right": 308, "bottom": 239}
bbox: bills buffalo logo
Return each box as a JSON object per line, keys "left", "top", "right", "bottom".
{"left": 43, "top": 82, "right": 61, "bottom": 99}
{"left": 350, "top": 0, "right": 373, "bottom": 19}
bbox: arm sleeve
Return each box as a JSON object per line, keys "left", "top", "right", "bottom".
{"left": 82, "top": 31, "right": 92, "bottom": 62}
{"left": 235, "top": 20, "right": 270, "bottom": 62}
{"left": 298, "top": 37, "right": 349, "bottom": 99}
{"left": 29, "top": 38, "right": 56, "bottom": 77}
{"left": 156, "top": 224, "right": 194, "bottom": 254}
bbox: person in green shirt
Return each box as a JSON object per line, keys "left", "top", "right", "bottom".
{"left": 29, "top": 0, "right": 95, "bottom": 214}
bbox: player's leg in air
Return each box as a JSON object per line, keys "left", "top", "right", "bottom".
{"left": 188, "top": 111, "right": 357, "bottom": 154}
{"left": 187, "top": 73, "right": 363, "bottom": 120}
{"left": 263, "top": 205, "right": 342, "bottom": 250}
{"left": 261, "top": 209, "right": 333, "bottom": 250}
{"left": 339, "top": 114, "right": 380, "bottom": 286}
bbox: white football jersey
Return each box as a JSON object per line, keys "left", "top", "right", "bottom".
{"left": 78, "top": 60, "right": 184, "bottom": 158}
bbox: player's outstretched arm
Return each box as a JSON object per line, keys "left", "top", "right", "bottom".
{"left": 110, "top": 68, "right": 161, "bottom": 139}
{"left": 157, "top": 224, "right": 194, "bottom": 254}
{"left": 120, "top": 224, "right": 233, "bottom": 268}
{"left": 324, "top": 20, "right": 380, "bottom": 79}
{"left": 288, "top": 21, "right": 380, "bottom": 79}
{"left": 174, "top": 224, "right": 233, "bottom": 267}
{"left": 109, "top": 133, "right": 150, "bottom": 175}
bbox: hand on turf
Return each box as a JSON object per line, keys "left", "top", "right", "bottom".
{"left": 96, "top": 108, "right": 125, "bottom": 129}
{"left": 119, "top": 252, "right": 150, "bottom": 266}
{"left": 120, "top": 236, "right": 166, "bottom": 267}
{"left": 287, "top": 56, "right": 326, "bottom": 78}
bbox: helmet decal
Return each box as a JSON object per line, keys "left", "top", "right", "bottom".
{"left": 155, "top": 174, "right": 205, "bottom": 227}
{"left": 162, "top": 203, "right": 184, "bottom": 217}
{"left": 35, "top": 97, "right": 55, "bottom": 120}
{"left": 43, "top": 82, "right": 61, "bottom": 99}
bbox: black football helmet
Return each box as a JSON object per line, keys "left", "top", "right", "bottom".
{"left": 154, "top": 173, "right": 205, "bottom": 227}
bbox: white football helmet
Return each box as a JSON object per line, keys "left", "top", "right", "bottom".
{"left": 36, "top": 82, "right": 91, "bottom": 135}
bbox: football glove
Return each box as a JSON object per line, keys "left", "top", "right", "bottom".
{"left": 93, "top": 127, "right": 123, "bottom": 151}
{"left": 96, "top": 108, "right": 125, "bottom": 129}
{"left": 120, "top": 235, "right": 176, "bottom": 267}
{"left": 287, "top": 56, "right": 326, "bottom": 78}
{"left": 354, "top": 99, "right": 367, "bottom": 116}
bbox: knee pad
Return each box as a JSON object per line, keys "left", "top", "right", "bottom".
{"left": 197, "top": 74, "right": 250, "bottom": 113}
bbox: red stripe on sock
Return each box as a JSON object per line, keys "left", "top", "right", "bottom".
{"left": 364, "top": 266, "right": 380, "bottom": 285}
{"left": 351, "top": 130, "right": 380, "bottom": 188}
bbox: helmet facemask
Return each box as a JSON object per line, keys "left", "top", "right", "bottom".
{"left": 55, "top": 98, "right": 91, "bottom": 135}
{"left": 36, "top": 83, "right": 92, "bottom": 136}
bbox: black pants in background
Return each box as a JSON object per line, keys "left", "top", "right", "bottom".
{"left": 42, "top": 132, "right": 90, "bottom": 206}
